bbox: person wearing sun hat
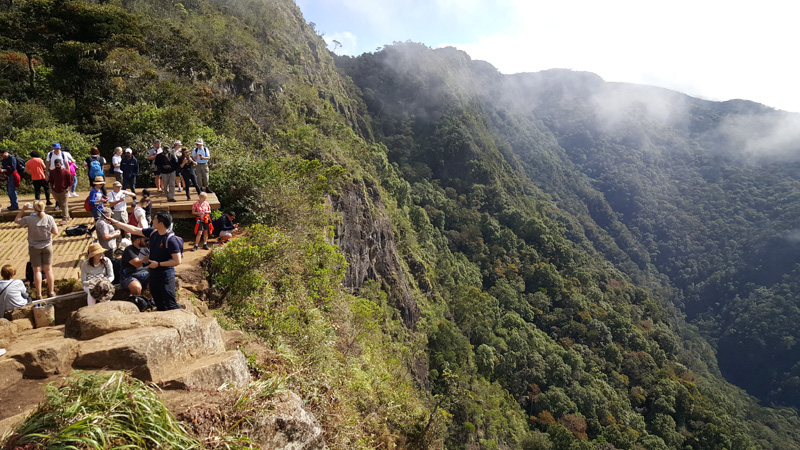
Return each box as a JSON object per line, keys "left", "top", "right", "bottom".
{"left": 80, "top": 242, "right": 114, "bottom": 306}
{"left": 192, "top": 138, "right": 212, "bottom": 193}
{"left": 87, "top": 176, "right": 107, "bottom": 220}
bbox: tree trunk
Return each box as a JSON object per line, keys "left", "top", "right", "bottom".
{"left": 26, "top": 52, "right": 35, "bottom": 92}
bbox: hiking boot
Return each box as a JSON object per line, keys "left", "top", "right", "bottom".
{"left": 167, "top": 199, "right": 177, "bottom": 202}
{"left": 202, "top": 243, "right": 209, "bottom": 250}
{"left": 7, "top": 206, "right": 18, "bottom": 211}
{"left": 46, "top": 201, "right": 53, "bottom": 206}
{"left": 192, "top": 245, "right": 198, "bottom": 251}
{"left": 186, "top": 195, "right": 191, "bottom": 201}
{"left": 205, "top": 187, "right": 214, "bottom": 193}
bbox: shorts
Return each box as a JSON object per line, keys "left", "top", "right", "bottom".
{"left": 196, "top": 220, "right": 210, "bottom": 231}
{"left": 29, "top": 244, "right": 53, "bottom": 267}
{"left": 219, "top": 230, "right": 233, "bottom": 239}
{"left": 121, "top": 272, "right": 150, "bottom": 291}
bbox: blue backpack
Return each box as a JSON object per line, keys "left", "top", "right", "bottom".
{"left": 88, "top": 157, "right": 103, "bottom": 179}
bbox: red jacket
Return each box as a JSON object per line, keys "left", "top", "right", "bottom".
{"left": 49, "top": 168, "right": 73, "bottom": 193}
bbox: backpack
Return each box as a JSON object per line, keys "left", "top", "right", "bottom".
{"left": 64, "top": 224, "right": 89, "bottom": 237}
{"left": 15, "top": 155, "right": 25, "bottom": 174}
{"left": 123, "top": 295, "right": 156, "bottom": 312}
{"left": 88, "top": 157, "right": 103, "bottom": 179}
{"left": 84, "top": 196, "right": 92, "bottom": 212}
{"left": 128, "top": 210, "right": 138, "bottom": 226}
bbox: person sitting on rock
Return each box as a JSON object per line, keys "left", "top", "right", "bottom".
{"left": 96, "top": 208, "right": 120, "bottom": 257}
{"left": 104, "top": 211, "right": 182, "bottom": 311}
{"left": 211, "top": 211, "right": 238, "bottom": 244}
{"left": 120, "top": 234, "right": 150, "bottom": 297}
{"left": 0, "top": 264, "right": 31, "bottom": 314}
{"left": 81, "top": 242, "right": 114, "bottom": 306}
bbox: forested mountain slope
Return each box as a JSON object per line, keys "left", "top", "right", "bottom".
{"left": 2, "top": 1, "right": 800, "bottom": 448}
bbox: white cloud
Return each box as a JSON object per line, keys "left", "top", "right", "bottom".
{"left": 437, "top": 0, "right": 800, "bottom": 112}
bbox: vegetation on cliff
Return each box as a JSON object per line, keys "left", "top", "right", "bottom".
{"left": 2, "top": 1, "right": 800, "bottom": 449}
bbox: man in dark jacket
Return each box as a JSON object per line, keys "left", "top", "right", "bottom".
{"left": 1, "top": 150, "right": 19, "bottom": 210}
{"left": 211, "top": 211, "right": 238, "bottom": 243}
{"left": 120, "top": 148, "right": 139, "bottom": 193}
{"left": 155, "top": 148, "right": 178, "bottom": 202}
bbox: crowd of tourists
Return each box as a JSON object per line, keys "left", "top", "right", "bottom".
{"left": 0, "top": 138, "right": 238, "bottom": 324}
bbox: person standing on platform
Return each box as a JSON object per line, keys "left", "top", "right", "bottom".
{"left": 46, "top": 143, "right": 78, "bottom": 198}
{"left": 155, "top": 144, "right": 179, "bottom": 202}
{"left": 1, "top": 149, "right": 20, "bottom": 211}
{"left": 120, "top": 148, "right": 138, "bottom": 193}
{"left": 49, "top": 158, "right": 74, "bottom": 225}
{"left": 83, "top": 147, "right": 107, "bottom": 196}
{"left": 111, "top": 146, "right": 123, "bottom": 183}
{"left": 106, "top": 211, "right": 183, "bottom": 311}
{"left": 148, "top": 139, "right": 164, "bottom": 193}
{"left": 87, "top": 177, "right": 107, "bottom": 221}
{"left": 178, "top": 147, "right": 201, "bottom": 200}
{"left": 14, "top": 201, "right": 58, "bottom": 299}
{"left": 25, "top": 150, "right": 51, "bottom": 206}
{"left": 192, "top": 138, "right": 212, "bottom": 193}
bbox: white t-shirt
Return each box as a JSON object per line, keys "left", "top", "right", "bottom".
{"left": 0, "top": 279, "right": 28, "bottom": 313}
{"left": 108, "top": 190, "right": 127, "bottom": 212}
{"left": 112, "top": 154, "right": 122, "bottom": 173}
{"left": 46, "top": 150, "right": 75, "bottom": 170}
{"left": 134, "top": 206, "right": 148, "bottom": 228}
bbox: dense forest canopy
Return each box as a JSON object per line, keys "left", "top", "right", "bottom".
{"left": 2, "top": 1, "right": 800, "bottom": 448}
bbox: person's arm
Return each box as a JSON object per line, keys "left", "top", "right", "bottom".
{"left": 105, "top": 216, "right": 145, "bottom": 236}
{"left": 14, "top": 204, "right": 30, "bottom": 224}
{"left": 148, "top": 251, "right": 181, "bottom": 269}
{"left": 127, "top": 252, "right": 150, "bottom": 269}
{"left": 50, "top": 218, "right": 59, "bottom": 236}
{"left": 104, "top": 258, "right": 115, "bottom": 283}
{"left": 101, "top": 229, "right": 120, "bottom": 240}
{"left": 80, "top": 261, "right": 90, "bottom": 287}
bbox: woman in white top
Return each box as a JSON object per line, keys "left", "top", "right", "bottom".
{"left": 15, "top": 201, "right": 58, "bottom": 298}
{"left": 0, "top": 264, "right": 30, "bottom": 314}
{"left": 80, "top": 242, "right": 114, "bottom": 306}
{"left": 133, "top": 197, "right": 150, "bottom": 228}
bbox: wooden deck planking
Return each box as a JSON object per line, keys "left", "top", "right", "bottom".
{"left": 0, "top": 217, "right": 95, "bottom": 282}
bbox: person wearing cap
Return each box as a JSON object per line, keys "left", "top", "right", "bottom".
{"left": 15, "top": 200, "right": 58, "bottom": 298}
{"left": 120, "top": 147, "right": 139, "bottom": 193}
{"left": 46, "top": 143, "right": 78, "bottom": 197}
{"left": 96, "top": 208, "right": 120, "bottom": 257}
{"left": 155, "top": 142, "right": 179, "bottom": 202}
{"left": 25, "top": 150, "right": 51, "bottom": 206}
{"left": 148, "top": 139, "right": 164, "bottom": 192}
{"left": 105, "top": 211, "right": 183, "bottom": 311}
{"left": 80, "top": 242, "right": 114, "bottom": 306}
{"left": 87, "top": 176, "right": 107, "bottom": 220}
{"left": 212, "top": 211, "right": 238, "bottom": 243}
{"left": 107, "top": 181, "right": 135, "bottom": 243}
{"left": 178, "top": 147, "right": 201, "bottom": 200}
{"left": 120, "top": 234, "right": 150, "bottom": 297}
{"left": 1, "top": 149, "right": 20, "bottom": 210}
{"left": 49, "top": 158, "right": 74, "bottom": 225}
{"left": 192, "top": 138, "right": 212, "bottom": 193}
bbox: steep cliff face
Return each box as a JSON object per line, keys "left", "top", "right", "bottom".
{"left": 331, "top": 180, "right": 420, "bottom": 329}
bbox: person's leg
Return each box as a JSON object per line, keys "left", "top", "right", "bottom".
{"left": 162, "top": 270, "right": 179, "bottom": 310}
{"left": 43, "top": 180, "right": 51, "bottom": 204}
{"left": 196, "top": 164, "right": 209, "bottom": 191}
{"left": 33, "top": 179, "right": 42, "bottom": 200}
{"left": 71, "top": 175, "right": 78, "bottom": 195}
{"left": 32, "top": 263, "right": 43, "bottom": 299}
{"left": 44, "top": 264, "right": 55, "bottom": 297}
{"left": 195, "top": 228, "right": 202, "bottom": 248}
{"left": 7, "top": 177, "right": 17, "bottom": 208}
{"left": 149, "top": 270, "right": 166, "bottom": 310}
{"left": 164, "top": 172, "right": 175, "bottom": 200}
{"left": 125, "top": 278, "right": 142, "bottom": 296}
{"left": 53, "top": 191, "right": 67, "bottom": 222}
{"left": 156, "top": 173, "right": 162, "bottom": 192}
{"left": 203, "top": 230, "right": 209, "bottom": 247}
{"left": 188, "top": 171, "right": 201, "bottom": 196}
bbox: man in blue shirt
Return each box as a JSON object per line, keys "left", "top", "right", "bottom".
{"left": 192, "top": 138, "right": 212, "bottom": 193}
{"left": 106, "top": 211, "right": 183, "bottom": 311}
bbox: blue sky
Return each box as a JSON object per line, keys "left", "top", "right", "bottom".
{"left": 297, "top": 0, "right": 800, "bottom": 113}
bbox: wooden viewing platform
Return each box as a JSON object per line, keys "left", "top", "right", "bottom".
{"left": 0, "top": 188, "right": 220, "bottom": 283}
{"left": 0, "top": 190, "right": 219, "bottom": 222}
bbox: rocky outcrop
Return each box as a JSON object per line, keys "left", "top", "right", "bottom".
{"left": 246, "top": 391, "right": 326, "bottom": 449}
{"left": 331, "top": 180, "right": 420, "bottom": 328}
{"left": 4, "top": 301, "right": 249, "bottom": 390}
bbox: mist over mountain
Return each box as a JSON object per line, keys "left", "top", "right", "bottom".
{"left": 3, "top": 1, "right": 800, "bottom": 448}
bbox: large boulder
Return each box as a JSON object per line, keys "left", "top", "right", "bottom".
{"left": 246, "top": 391, "right": 326, "bottom": 449}
{"left": 73, "top": 313, "right": 225, "bottom": 381}
{"left": 160, "top": 350, "right": 250, "bottom": 390}
{"left": 0, "top": 358, "right": 24, "bottom": 386}
{"left": 5, "top": 326, "right": 78, "bottom": 378}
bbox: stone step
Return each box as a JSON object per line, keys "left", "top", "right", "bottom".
{"left": 4, "top": 326, "right": 78, "bottom": 378}
{"left": 159, "top": 350, "right": 250, "bottom": 391}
